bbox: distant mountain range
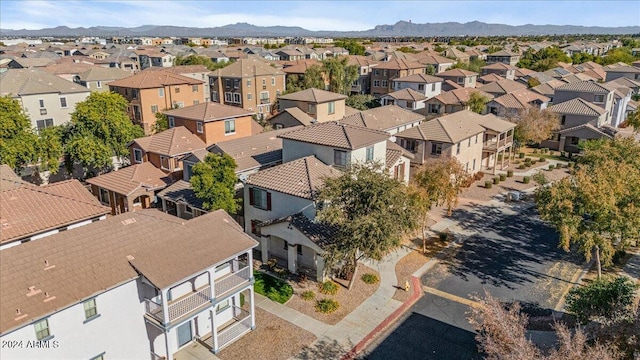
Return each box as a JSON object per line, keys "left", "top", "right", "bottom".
{"left": 2, "top": 21, "right": 639, "bottom": 38}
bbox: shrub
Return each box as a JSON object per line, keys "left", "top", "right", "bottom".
{"left": 493, "top": 177, "right": 500, "bottom": 184}
{"left": 542, "top": 148, "right": 549, "bottom": 154}
{"left": 524, "top": 157, "right": 532, "bottom": 163}
{"left": 560, "top": 151, "right": 566, "bottom": 158}
{"left": 533, "top": 149, "right": 539, "bottom": 154}
{"left": 519, "top": 152, "right": 525, "bottom": 158}
{"left": 612, "top": 249, "right": 627, "bottom": 265}
{"left": 538, "top": 157, "right": 545, "bottom": 163}
{"left": 254, "top": 271, "right": 293, "bottom": 304}
{"left": 518, "top": 164, "right": 526, "bottom": 169}
{"left": 499, "top": 174, "right": 506, "bottom": 181}
{"left": 523, "top": 176, "right": 530, "bottom": 184}
{"left": 301, "top": 290, "right": 315, "bottom": 301}
{"left": 566, "top": 276, "right": 639, "bottom": 324}
{"left": 507, "top": 170, "right": 514, "bottom": 177}
{"left": 485, "top": 181, "right": 493, "bottom": 189}
{"left": 474, "top": 171, "right": 485, "bottom": 180}
{"left": 361, "top": 273, "right": 380, "bottom": 284}
{"left": 549, "top": 150, "right": 554, "bottom": 156}
{"left": 319, "top": 280, "right": 339, "bottom": 295}
{"left": 568, "top": 162, "right": 575, "bottom": 168}
{"left": 548, "top": 164, "right": 555, "bottom": 170}
{"left": 315, "top": 299, "right": 340, "bottom": 314}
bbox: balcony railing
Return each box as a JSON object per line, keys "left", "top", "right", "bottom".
{"left": 167, "top": 285, "right": 212, "bottom": 322}
{"left": 215, "top": 266, "right": 251, "bottom": 298}
{"left": 145, "top": 298, "right": 164, "bottom": 323}
{"left": 150, "top": 351, "right": 166, "bottom": 360}
{"left": 199, "top": 306, "right": 252, "bottom": 350}
{"left": 260, "top": 98, "right": 271, "bottom": 104}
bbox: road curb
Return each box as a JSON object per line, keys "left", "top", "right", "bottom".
{"left": 341, "top": 276, "right": 422, "bottom": 360}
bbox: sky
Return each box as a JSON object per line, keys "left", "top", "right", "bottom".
{"left": 1, "top": 0, "right": 638, "bottom": 31}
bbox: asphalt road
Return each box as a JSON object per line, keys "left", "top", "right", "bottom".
{"left": 362, "top": 202, "right": 584, "bottom": 360}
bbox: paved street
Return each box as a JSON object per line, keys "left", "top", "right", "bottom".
{"left": 362, "top": 201, "right": 585, "bottom": 359}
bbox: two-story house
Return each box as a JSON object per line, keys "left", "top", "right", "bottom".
{"left": 209, "top": 57, "right": 286, "bottom": 118}
{"left": 436, "top": 68, "right": 478, "bottom": 88}
{"left": 486, "top": 88, "right": 550, "bottom": 117}
{"left": 341, "top": 105, "right": 424, "bottom": 136}
{"left": 348, "top": 55, "right": 378, "bottom": 95}
{"left": 480, "top": 63, "right": 518, "bottom": 80}
{"left": 0, "top": 209, "right": 258, "bottom": 359}
{"left": 604, "top": 64, "right": 640, "bottom": 82}
{"left": 163, "top": 102, "right": 257, "bottom": 146}
{"left": 553, "top": 81, "right": 614, "bottom": 124}
{"left": 0, "top": 68, "right": 90, "bottom": 132}
{"left": 145, "top": 65, "right": 212, "bottom": 102}
{"left": 391, "top": 73, "right": 443, "bottom": 99}
{"left": 73, "top": 67, "right": 130, "bottom": 93}
{"left": 424, "top": 88, "right": 494, "bottom": 115}
{"left": 109, "top": 71, "right": 205, "bottom": 134}
{"left": 370, "top": 59, "right": 426, "bottom": 96}
{"left": 380, "top": 88, "right": 427, "bottom": 110}
{"left": 477, "top": 79, "right": 527, "bottom": 98}
{"left": 278, "top": 88, "right": 347, "bottom": 122}
{"left": 486, "top": 50, "right": 520, "bottom": 66}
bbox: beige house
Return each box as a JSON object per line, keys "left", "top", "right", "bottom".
{"left": 481, "top": 63, "right": 518, "bottom": 80}
{"left": 370, "top": 59, "right": 426, "bottom": 96}
{"left": 424, "top": 88, "right": 494, "bottom": 115}
{"left": 477, "top": 79, "right": 527, "bottom": 97}
{"left": 341, "top": 105, "right": 424, "bottom": 136}
{"left": 487, "top": 88, "right": 550, "bottom": 117}
{"left": 74, "top": 67, "right": 130, "bottom": 92}
{"left": 380, "top": 88, "right": 427, "bottom": 110}
{"left": 436, "top": 68, "right": 478, "bottom": 88}
{"left": 278, "top": 88, "right": 347, "bottom": 122}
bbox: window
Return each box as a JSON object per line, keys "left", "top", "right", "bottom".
{"left": 132, "top": 89, "right": 139, "bottom": 99}
{"left": 184, "top": 205, "right": 193, "bottom": 215}
{"left": 401, "top": 138, "right": 417, "bottom": 152}
{"left": 172, "top": 101, "right": 184, "bottom": 108}
{"left": 297, "top": 244, "right": 303, "bottom": 255}
{"left": 233, "top": 93, "right": 241, "bottom": 103}
{"left": 133, "top": 148, "right": 143, "bottom": 163}
{"left": 192, "top": 85, "right": 198, "bottom": 92}
{"left": 174, "top": 87, "right": 180, "bottom": 93}
{"left": 89, "top": 354, "right": 104, "bottom": 360}
{"left": 468, "top": 138, "right": 471, "bottom": 147}
{"left": 99, "top": 188, "right": 110, "bottom": 204}
{"left": 308, "top": 103, "right": 316, "bottom": 114}
{"left": 196, "top": 121, "right": 203, "bottom": 133}
{"left": 247, "top": 93, "right": 252, "bottom": 100}
{"left": 250, "top": 219, "right": 261, "bottom": 236}
{"left": 373, "top": 80, "right": 381, "bottom": 87}
{"left": 216, "top": 299, "right": 230, "bottom": 313}
{"left": 193, "top": 100, "right": 199, "bottom": 105}
{"left": 334, "top": 149, "right": 347, "bottom": 167}
{"left": 262, "top": 78, "right": 266, "bottom": 86}
{"left": 36, "top": 119, "right": 54, "bottom": 132}
{"left": 271, "top": 77, "right": 275, "bottom": 86}
{"left": 383, "top": 70, "right": 388, "bottom": 76}
{"left": 160, "top": 156, "right": 170, "bottom": 170}
{"left": 366, "top": 146, "right": 374, "bottom": 161}
{"left": 84, "top": 298, "right": 98, "bottom": 319}
{"left": 96, "top": 81, "right": 102, "bottom": 89}
{"left": 456, "top": 142, "right": 461, "bottom": 155}
{"left": 247, "top": 79, "right": 252, "bottom": 87}
{"left": 374, "top": 69, "right": 380, "bottom": 76}
{"left": 418, "top": 84, "right": 425, "bottom": 91}
{"left": 431, "top": 143, "right": 443, "bottom": 155}
{"left": 594, "top": 94, "right": 605, "bottom": 103}
{"left": 328, "top": 101, "right": 335, "bottom": 115}
{"left": 158, "top": 88, "right": 164, "bottom": 97}
{"left": 225, "top": 79, "right": 231, "bottom": 88}
{"left": 59, "top": 97, "right": 67, "bottom": 108}
{"left": 428, "top": 103, "right": 440, "bottom": 114}
{"left": 381, "top": 80, "right": 388, "bottom": 88}
{"left": 561, "top": 115, "right": 566, "bottom": 125}
{"left": 151, "top": 105, "right": 158, "bottom": 113}
{"left": 168, "top": 116, "right": 175, "bottom": 128}
{"left": 473, "top": 159, "right": 476, "bottom": 170}
{"left": 224, "top": 119, "right": 235, "bottom": 134}
{"left": 224, "top": 92, "right": 233, "bottom": 102}
{"left": 457, "top": 77, "right": 464, "bottom": 84}
{"left": 233, "top": 79, "right": 240, "bottom": 89}
{"left": 34, "top": 319, "right": 50, "bottom": 340}
{"left": 475, "top": 134, "right": 478, "bottom": 144}
{"left": 432, "top": 83, "right": 436, "bottom": 91}
{"left": 186, "top": 163, "right": 194, "bottom": 180}
{"left": 250, "top": 187, "right": 270, "bottom": 210}
{"left": 283, "top": 241, "right": 288, "bottom": 250}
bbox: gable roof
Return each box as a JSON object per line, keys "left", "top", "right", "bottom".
{"left": 279, "top": 121, "right": 390, "bottom": 150}
{"left": 386, "top": 140, "right": 415, "bottom": 165}
{"left": 156, "top": 180, "right": 205, "bottom": 211}
{"left": 437, "top": 68, "right": 478, "bottom": 77}
{"left": 0, "top": 209, "right": 258, "bottom": 334}
{"left": 108, "top": 70, "right": 202, "bottom": 89}
{"left": 163, "top": 102, "right": 254, "bottom": 122}
{"left": 395, "top": 110, "right": 486, "bottom": 143}
{"left": 210, "top": 57, "right": 284, "bottom": 78}
{"left": 478, "top": 73, "right": 505, "bottom": 83}
{"left": 556, "top": 80, "right": 612, "bottom": 93}
{"left": 260, "top": 213, "right": 338, "bottom": 249}
{"left": 488, "top": 50, "right": 519, "bottom": 57}
{"left": 491, "top": 88, "right": 550, "bottom": 109}
{"left": 432, "top": 88, "right": 494, "bottom": 105}
{"left": 383, "top": 88, "right": 428, "bottom": 102}
{"left": 133, "top": 126, "right": 206, "bottom": 156}
{"left": 514, "top": 68, "right": 536, "bottom": 78}
{"left": 341, "top": 105, "right": 424, "bottom": 132}
{"left": 0, "top": 180, "right": 110, "bottom": 245}
{"left": 86, "top": 162, "right": 171, "bottom": 196}
{"left": 531, "top": 79, "right": 567, "bottom": 97}
{"left": 0, "top": 68, "right": 90, "bottom": 96}
{"left": 0, "top": 165, "right": 28, "bottom": 192}
{"left": 557, "top": 123, "right": 613, "bottom": 138}
{"left": 76, "top": 67, "right": 130, "bottom": 82}
{"left": 392, "top": 73, "right": 443, "bottom": 84}
{"left": 245, "top": 156, "right": 339, "bottom": 199}
{"left": 482, "top": 63, "right": 518, "bottom": 71}
{"left": 474, "top": 113, "right": 517, "bottom": 133}
{"left": 374, "top": 58, "right": 425, "bottom": 70}
{"left": 278, "top": 88, "right": 347, "bottom": 103}
{"left": 269, "top": 107, "right": 316, "bottom": 127}
{"left": 478, "top": 79, "right": 527, "bottom": 95}
{"left": 550, "top": 97, "right": 607, "bottom": 117}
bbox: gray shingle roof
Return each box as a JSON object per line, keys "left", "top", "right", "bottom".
{"left": 550, "top": 97, "right": 606, "bottom": 116}
{"left": 156, "top": 180, "right": 205, "bottom": 211}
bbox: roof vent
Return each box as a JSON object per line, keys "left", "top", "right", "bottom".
{"left": 126, "top": 255, "right": 135, "bottom": 261}
{"left": 121, "top": 218, "right": 137, "bottom": 225}
{"left": 222, "top": 218, "right": 229, "bottom": 223}
{"left": 26, "top": 286, "right": 41, "bottom": 297}
{"left": 44, "top": 260, "right": 55, "bottom": 270}
{"left": 16, "top": 309, "right": 21, "bottom": 316}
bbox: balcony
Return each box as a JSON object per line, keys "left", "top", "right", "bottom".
{"left": 483, "top": 135, "right": 513, "bottom": 152}
{"left": 215, "top": 265, "right": 251, "bottom": 299}
{"left": 198, "top": 306, "right": 252, "bottom": 350}
{"left": 260, "top": 98, "right": 271, "bottom": 105}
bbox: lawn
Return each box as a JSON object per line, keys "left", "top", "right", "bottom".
{"left": 254, "top": 270, "right": 293, "bottom": 304}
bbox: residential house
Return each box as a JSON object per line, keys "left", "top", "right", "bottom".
{"left": 0, "top": 209, "right": 258, "bottom": 359}
{"left": 486, "top": 50, "right": 520, "bottom": 66}
{"left": 0, "top": 166, "right": 109, "bottom": 250}
{"left": 477, "top": 79, "right": 527, "bottom": 98}
{"left": 604, "top": 64, "right": 640, "bottom": 82}
{"left": 145, "top": 65, "right": 212, "bottom": 102}
{"left": 465, "top": 48, "right": 486, "bottom": 61}
{"left": 136, "top": 50, "right": 175, "bottom": 70}
{"left": 86, "top": 162, "right": 171, "bottom": 215}
{"left": 380, "top": 88, "right": 427, "bottom": 110}
{"left": 278, "top": 88, "right": 347, "bottom": 122}
{"left": 486, "top": 88, "right": 550, "bottom": 117}
{"left": 474, "top": 114, "right": 516, "bottom": 174}
{"left": 603, "top": 81, "right": 633, "bottom": 128}
{"left": 348, "top": 55, "right": 379, "bottom": 95}
{"left": 42, "top": 61, "right": 96, "bottom": 82}
{"left": 73, "top": 67, "right": 130, "bottom": 92}
{"left": 423, "top": 88, "right": 494, "bottom": 115}
{"left": 391, "top": 73, "right": 443, "bottom": 99}
{"left": 6, "top": 57, "right": 55, "bottom": 69}
{"left": 553, "top": 81, "right": 615, "bottom": 124}
{"left": 268, "top": 107, "right": 316, "bottom": 129}
{"left": 209, "top": 57, "right": 286, "bottom": 118}
{"left": 481, "top": 63, "right": 518, "bottom": 80}
{"left": 128, "top": 126, "right": 207, "bottom": 181}
{"left": 436, "top": 68, "right": 478, "bottom": 88}
{"left": 0, "top": 68, "right": 90, "bottom": 132}
{"left": 340, "top": 105, "right": 424, "bottom": 136}
{"left": 413, "top": 52, "right": 455, "bottom": 73}
{"left": 513, "top": 67, "right": 536, "bottom": 81}
{"left": 441, "top": 47, "right": 470, "bottom": 64}
{"left": 108, "top": 70, "right": 205, "bottom": 134}
{"left": 370, "top": 59, "right": 426, "bottom": 96}
{"left": 163, "top": 102, "right": 256, "bottom": 146}
{"left": 530, "top": 79, "right": 567, "bottom": 104}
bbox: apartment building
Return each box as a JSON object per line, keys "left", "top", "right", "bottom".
{"left": 209, "top": 57, "right": 286, "bottom": 119}
{"left": 109, "top": 70, "right": 205, "bottom": 134}
{"left": 0, "top": 210, "right": 258, "bottom": 359}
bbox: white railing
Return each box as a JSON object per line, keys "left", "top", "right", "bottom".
{"left": 167, "top": 286, "right": 212, "bottom": 322}
{"left": 150, "top": 351, "right": 166, "bottom": 360}
{"left": 144, "top": 299, "right": 164, "bottom": 323}
{"left": 218, "top": 307, "right": 252, "bottom": 349}
{"left": 215, "top": 266, "right": 251, "bottom": 298}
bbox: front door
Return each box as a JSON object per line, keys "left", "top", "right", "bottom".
{"left": 177, "top": 322, "right": 192, "bottom": 348}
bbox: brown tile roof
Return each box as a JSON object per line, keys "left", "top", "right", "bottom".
{"left": 279, "top": 121, "right": 390, "bottom": 150}
{"left": 133, "top": 126, "right": 207, "bottom": 156}
{"left": 269, "top": 108, "right": 316, "bottom": 127}
{"left": 210, "top": 57, "right": 284, "bottom": 78}
{"left": 393, "top": 73, "right": 443, "bottom": 84}
{"left": 514, "top": 68, "right": 536, "bottom": 78}
{"left": 386, "top": 140, "right": 415, "bottom": 165}
{"left": 478, "top": 79, "right": 527, "bottom": 95}
{"left": 550, "top": 97, "right": 606, "bottom": 117}
{"left": 143, "top": 65, "right": 210, "bottom": 75}
{"left": 432, "top": 88, "right": 494, "bottom": 106}
{"left": 442, "top": 79, "right": 463, "bottom": 91}
{"left": 531, "top": 79, "right": 566, "bottom": 97}
{"left": 481, "top": 63, "right": 518, "bottom": 71}
{"left": 347, "top": 55, "right": 379, "bottom": 68}
{"left": 260, "top": 213, "right": 338, "bottom": 249}
{"left": 0, "top": 180, "right": 110, "bottom": 245}
{"left": 557, "top": 123, "right": 612, "bottom": 138}
{"left": 42, "top": 61, "right": 95, "bottom": 75}
{"left": 0, "top": 165, "right": 28, "bottom": 192}
{"left": 491, "top": 88, "right": 550, "bottom": 109}
{"left": 156, "top": 180, "right": 205, "bottom": 211}
{"left": 383, "top": 88, "right": 427, "bottom": 102}
{"left": 76, "top": 67, "right": 131, "bottom": 82}
{"left": 164, "top": 102, "right": 254, "bottom": 122}
{"left": 0, "top": 68, "right": 90, "bottom": 96}
{"left": 9, "top": 58, "right": 55, "bottom": 68}
{"left": 413, "top": 52, "right": 455, "bottom": 66}
{"left": 395, "top": 110, "right": 486, "bottom": 143}
{"left": 556, "top": 80, "right": 612, "bottom": 93}
{"left": 0, "top": 209, "right": 258, "bottom": 334}
{"left": 246, "top": 156, "right": 339, "bottom": 199}
{"left": 437, "top": 68, "right": 478, "bottom": 77}
{"left": 341, "top": 105, "right": 424, "bottom": 132}
{"left": 374, "top": 58, "right": 425, "bottom": 70}
{"left": 108, "top": 70, "right": 203, "bottom": 89}
{"left": 478, "top": 73, "right": 505, "bottom": 83}
{"left": 474, "top": 113, "right": 517, "bottom": 133}
{"left": 278, "top": 88, "right": 347, "bottom": 103}
{"left": 489, "top": 50, "right": 519, "bottom": 57}
{"left": 86, "top": 162, "right": 171, "bottom": 196}
{"left": 281, "top": 59, "right": 322, "bottom": 74}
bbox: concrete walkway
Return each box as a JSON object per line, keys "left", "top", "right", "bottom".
{"left": 511, "top": 159, "right": 568, "bottom": 177}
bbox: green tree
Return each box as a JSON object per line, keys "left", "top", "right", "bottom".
{"left": 190, "top": 153, "right": 239, "bottom": 213}
{"left": 35, "top": 126, "right": 64, "bottom": 175}
{"left": 425, "top": 64, "right": 436, "bottom": 75}
{"left": 467, "top": 91, "right": 490, "bottom": 114}
{"left": 625, "top": 109, "right": 640, "bottom": 132}
{"left": 509, "top": 108, "right": 561, "bottom": 146}
{"left": 153, "top": 111, "right": 169, "bottom": 134}
{"left": 345, "top": 94, "right": 380, "bottom": 110}
{"left": 397, "top": 46, "right": 418, "bottom": 54}
{"left": 333, "top": 39, "right": 365, "bottom": 56}
{"left": 0, "top": 96, "right": 39, "bottom": 170}
{"left": 322, "top": 56, "right": 359, "bottom": 95}
{"left": 413, "top": 158, "right": 469, "bottom": 217}
{"left": 174, "top": 55, "right": 231, "bottom": 71}
{"left": 599, "top": 47, "right": 637, "bottom": 65}
{"left": 64, "top": 92, "right": 144, "bottom": 173}
{"left": 317, "top": 162, "right": 417, "bottom": 288}
{"left": 566, "top": 276, "right": 639, "bottom": 325}
{"left": 302, "top": 64, "right": 326, "bottom": 90}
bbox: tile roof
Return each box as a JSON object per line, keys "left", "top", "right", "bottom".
{"left": 432, "top": 88, "right": 494, "bottom": 105}
{"left": 604, "top": 64, "right": 640, "bottom": 74}
{"left": 392, "top": 73, "right": 443, "bottom": 84}
{"left": 386, "top": 140, "right": 415, "bottom": 165}
{"left": 269, "top": 108, "right": 316, "bottom": 127}
{"left": 0, "top": 165, "right": 28, "bottom": 192}
{"left": 108, "top": 70, "right": 203, "bottom": 89}
{"left": 281, "top": 59, "right": 322, "bottom": 74}
{"left": 557, "top": 123, "right": 613, "bottom": 138}
{"left": 0, "top": 180, "right": 110, "bottom": 245}
{"left": 437, "top": 68, "right": 478, "bottom": 77}
{"left": 478, "top": 79, "right": 527, "bottom": 95}
{"left": 556, "top": 80, "right": 612, "bottom": 93}
{"left": 549, "top": 97, "right": 606, "bottom": 117}
{"left": 210, "top": 127, "right": 300, "bottom": 172}
{"left": 488, "top": 50, "right": 519, "bottom": 57}
{"left": 260, "top": 213, "right": 338, "bottom": 249}
{"left": 163, "top": 102, "right": 254, "bottom": 122}
{"left": 278, "top": 88, "right": 347, "bottom": 103}
{"left": 42, "top": 61, "right": 95, "bottom": 75}
{"left": 383, "top": 88, "right": 427, "bottom": 102}
{"left": 76, "top": 67, "right": 131, "bottom": 81}
{"left": 374, "top": 58, "right": 425, "bottom": 70}
{"left": 531, "top": 79, "right": 567, "bottom": 97}
{"left": 156, "top": 180, "right": 205, "bottom": 211}
{"left": 474, "top": 113, "right": 516, "bottom": 133}
{"left": 610, "top": 77, "right": 640, "bottom": 89}
{"left": 514, "top": 68, "right": 536, "bottom": 78}
{"left": 478, "top": 73, "right": 505, "bottom": 83}
{"left": 9, "top": 58, "right": 55, "bottom": 68}
{"left": 481, "top": 63, "right": 518, "bottom": 71}
{"left": 347, "top": 55, "right": 379, "bottom": 68}
{"left": 85, "top": 162, "right": 171, "bottom": 196}
{"left": 143, "top": 65, "right": 210, "bottom": 75}
{"left": 395, "top": 110, "right": 486, "bottom": 143}
{"left": 279, "top": 121, "right": 390, "bottom": 150}
{"left": 0, "top": 68, "right": 90, "bottom": 96}
{"left": 210, "top": 57, "right": 284, "bottom": 78}
{"left": 491, "top": 88, "right": 550, "bottom": 109}
{"left": 0, "top": 209, "right": 258, "bottom": 334}
{"left": 245, "top": 156, "right": 339, "bottom": 199}
{"left": 133, "top": 126, "right": 207, "bottom": 156}
{"left": 340, "top": 105, "right": 424, "bottom": 132}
